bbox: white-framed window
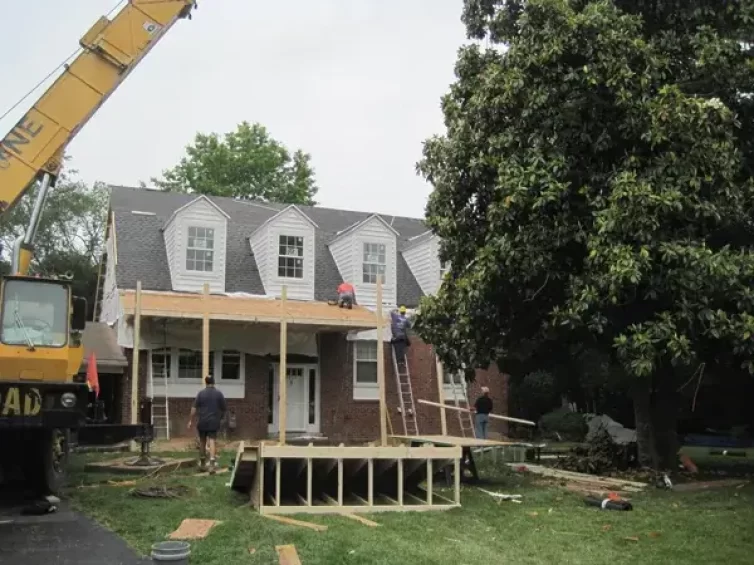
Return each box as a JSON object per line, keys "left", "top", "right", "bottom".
{"left": 278, "top": 234, "right": 304, "bottom": 278}
{"left": 443, "top": 369, "right": 467, "bottom": 402}
{"left": 149, "top": 348, "right": 245, "bottom": 398}
{"left": 440, "top": 261, "right": 450, "bottom": 280}
{"left": 186, "top": 226, "right": 215, "bottom": 272}
{"left": 362, "top": 242, "right": 386, "bottom": 284}
{"left": 353, "top": 340, "right": 379, "bottom": 400}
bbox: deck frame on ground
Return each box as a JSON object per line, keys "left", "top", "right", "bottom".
{"left": 232, "top": 442, "right": 462, "bottom": 515}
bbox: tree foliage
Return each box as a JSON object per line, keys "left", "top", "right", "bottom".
{"left": 0, "top": 168, "right": 107, "bottom": 317}
{"left": 415, "top": 0, "right": 754, "bottom": 467}
{"left": 152, "top": 121, "right": 319, "bottom": 205}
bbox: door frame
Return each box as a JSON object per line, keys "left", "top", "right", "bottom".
{"left": 268, "top": 363, "right": 320, "bottom": 434}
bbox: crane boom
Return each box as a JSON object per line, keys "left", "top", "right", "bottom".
{"left": 0, "top": 0, "right": 196, "bottom": 215}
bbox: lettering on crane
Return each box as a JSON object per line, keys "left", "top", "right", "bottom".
{"left": 0, "top": 116, "right": 44, "bottom": 169}
{"left": 0, "top": 386, "right": 42, "bottom": 417}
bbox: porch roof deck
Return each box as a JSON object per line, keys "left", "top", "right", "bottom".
{"left": 119, "top": 289, "right": 378, "bottom": 330}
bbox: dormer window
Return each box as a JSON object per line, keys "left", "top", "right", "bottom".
{"left": 440, "top": 261, "right": 450, "bottom": 279}
{"left": 186, "top": 226, "right": 215, "bottom": 272}
{"left": 362, "top": 242, "right": 386, "bottom": 284}
{"left": 278, "top": 235, "right": 304, "bottom": 279}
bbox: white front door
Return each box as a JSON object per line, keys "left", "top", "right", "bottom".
{"left": 269, "top": 364, "right": 319, "bottom": 434}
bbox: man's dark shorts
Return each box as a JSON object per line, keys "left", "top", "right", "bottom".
{"left": 198, "top": 429, "right": 218, "bottom": 440}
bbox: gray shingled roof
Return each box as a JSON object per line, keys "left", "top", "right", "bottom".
{"left": 109, "top": 186, "right": 428, "bottom": 306}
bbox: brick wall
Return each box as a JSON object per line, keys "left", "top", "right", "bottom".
{"left": 121, "top": 334, "right": 509, "bottom": 444}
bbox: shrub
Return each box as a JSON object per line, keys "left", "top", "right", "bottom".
{"left": 538, "top": 407, "right": 588, "bottom": 441}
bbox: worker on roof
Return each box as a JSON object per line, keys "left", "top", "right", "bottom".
{"left": 337, "top": 281, "right": 356, "bottom": 309}
{"left": 390, "top": 305, "right": 411, "bottom": 367}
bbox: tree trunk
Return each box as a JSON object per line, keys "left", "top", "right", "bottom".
{"left": 651, "top": 375, "right": 680, "bottom": 470}
{"left": 632, "top": 378, "right": 658, "bottom": 468}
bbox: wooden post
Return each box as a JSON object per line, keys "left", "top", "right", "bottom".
{"left": 129, "top": 281, "right": 142, "bottom": 451}
{"left": 435, "top": 353, "right": 448, "bottom": 436}
{"left": 376, "top": 277, "right": 387, "bottom": 446}
{"left": 202, "top": 282, "right": 210, "bottom": 379}
{"left": 278, "top": 285, "right": 288, "bottom": 445}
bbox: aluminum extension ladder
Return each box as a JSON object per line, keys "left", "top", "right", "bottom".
{"left": 447, "top": 370, "right": 476, "bottom": 438}
{"left": 391, "top": 346, "right": 419, "bottom": 436}
{"left": 149, "top": 367, "right": 171, "bottom": 440}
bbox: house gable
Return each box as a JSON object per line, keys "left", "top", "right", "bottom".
{"left": 249, "top": 205, "right": 317, "bottom": 300}
{"left": 162, "top": 195, "right": 229, "bottom": 293}
{"left": 328, "top": 214, "right": 399, "bottom": 307}
{"left": 402, "top": 231, "right": 446, "bottom": 296}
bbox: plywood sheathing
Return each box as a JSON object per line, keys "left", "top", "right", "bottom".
{"left": 276, "top": 544, "right": 303, "bottom": 565}
{"left": 168, "top": 518, "right": 221, "bottom": 540}
{"left": 120, "top": 289, "right": 378, "bottom": 329}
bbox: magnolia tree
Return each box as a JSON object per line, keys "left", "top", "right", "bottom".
{"left": 414, "top": 0, "right": 754, "bottom": 468}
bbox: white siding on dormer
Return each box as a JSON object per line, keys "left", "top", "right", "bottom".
{"left": 249, "top": 207, "right": 316, "bottom": 300}
{"left": 403, "top": 233, "right": 443, "bottom": 296}
{"left": 329, "top": 216, "right": 397, "bottom": 307}
{"left": 164, "top": 198, "right": 228, "bottom": 293}
{"left": 99, "top": 231, "right": 119, "bottom": 325}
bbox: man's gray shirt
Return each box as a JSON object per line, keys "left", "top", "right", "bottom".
{"left": 194, "top": 387, "right": 227, "bottom": 431}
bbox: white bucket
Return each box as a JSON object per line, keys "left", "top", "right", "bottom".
{"left": 151, "top": 541, "right": 191, "bottom": 563}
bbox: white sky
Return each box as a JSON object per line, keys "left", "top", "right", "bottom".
{"left": 0, "top": 0, "right": 467, "bottom": 218}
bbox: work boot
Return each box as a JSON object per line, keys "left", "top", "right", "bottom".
{"left": 209, "top": 458, "right": 217, "bottom": 475}
{"left": 199, "top": 457, "right": 207, "bottom": 472}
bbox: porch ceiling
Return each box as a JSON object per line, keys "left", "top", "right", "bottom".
{"left": 119, "top": 290, "right": 378, "bottom": 330}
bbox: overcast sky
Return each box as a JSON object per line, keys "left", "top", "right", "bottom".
{"left": 0, "top": 0, "right": 467, "bottom": 218}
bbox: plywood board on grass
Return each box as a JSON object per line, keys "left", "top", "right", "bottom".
{"left": 168, "top": 519, "right": 221, "bottom": 540}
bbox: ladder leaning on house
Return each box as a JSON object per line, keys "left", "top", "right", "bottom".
{"left": 150, "top": 365, "right": 171, "bottom": 440}
{"left": 391, "top": 346, "right": 420, "bottom": 436}
{"left": 446, "top": 369, "right": 476, "bottom": 438}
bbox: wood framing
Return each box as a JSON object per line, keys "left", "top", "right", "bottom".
{"left": 279, "top": 285, "right": 288, "bottom": 445}
{"left": 434, "top": 354, "right": 447, "bottom": 436}
{"left": 416, "top": 398, "right": 537, "bottom": 427}
{"left": 202, "top": 282, "right": 210, "bottom": 379}
{"left": 130, "top": 281, "right": 142, "bottom": 426}
{"left": 231, "top": 442, "right": 461, "bottom": 515}
{"left": 376, "top": 278, "right": 387, "bottom": 446}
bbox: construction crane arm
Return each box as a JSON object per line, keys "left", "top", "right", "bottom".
{"left": 0, "top": 0, "right": 197, "bottom": 274}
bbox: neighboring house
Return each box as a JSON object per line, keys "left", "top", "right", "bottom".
{"left": 99, "top": 186, "right": 509, "bottom": 442}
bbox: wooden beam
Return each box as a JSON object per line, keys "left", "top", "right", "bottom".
{"left": 202, "top": 282, "right": 210, "bottom": 379}
{"left": 264, "top": 514, "right": 328, "bottom": 532}
{"left": 417, "top": 399, "right": 536, "bottom": 427}
{"left": 130, "top": 281, "right": 142, "bottom": 428}
{"left": 340, "top": 513, "right": 380, "bottom": 527}
{"left": 376, "top": 277, "right": 387, "bottom": 446}
{"left": 279, "top": 285, "right": 288, "bottom": 445}
{"left": 276, "top": 545, "right": 302, "bottom": 565}
{"left": 434, "top": 354, "right": 447, "bottom": 436}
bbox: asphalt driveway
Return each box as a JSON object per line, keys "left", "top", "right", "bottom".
{"left": 0, "top": 500, "right": 146, "bottom": 564}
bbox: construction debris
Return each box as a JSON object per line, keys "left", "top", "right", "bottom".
{"left": 672, "top": 479, "right": 749, "bottom": 492}
{"left": 168, "top": 519, "right": 221, "bottom": 540}
{"left": 478, "top": 488, "right": 523, "bottom": 503}
{"left": 276, "top": 545, "right": 302, "bottom": 565}
{"left": 340, "top": 513, "right": 380, "bottom": 527}
{"left": 131, "top": 485, "right": 191, "bottom": 499}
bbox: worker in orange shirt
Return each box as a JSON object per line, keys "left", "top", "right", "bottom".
{"left": 337, "top": 281, "right": 356, "bottom": 309}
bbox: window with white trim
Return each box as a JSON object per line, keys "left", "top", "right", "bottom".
{"left": 151, "top": 348, "right": 171, "bottom": 379}
{"left": 186, "top": 226, "right": 215, "bottom": 272}
{"left": 221, "top": 350, "right": 242, "bottom": 380}
{"left": 177, "top": 349, "right": 211, "bottom": 379}
{"left": 278, "top": 235, "right": 304, "bottom": 278}
{"left": 149, "top": 348, "right": 246, "bottom": 398}
{"left": 440, "top": 261, "right": 450, "bottom": 280}
{"left": 362, "top": 242, "right": 386, "bottom": 284}
{"left": 353, "top": 340, "right": 379, "bottom": 400}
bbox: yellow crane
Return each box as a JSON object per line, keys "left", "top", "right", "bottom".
{"left": 0, "top": 1, "right": 197, "bottom": 494}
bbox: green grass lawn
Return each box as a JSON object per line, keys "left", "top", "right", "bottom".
{"left": 67, "top": 451, "right": 754, "bottom": 565}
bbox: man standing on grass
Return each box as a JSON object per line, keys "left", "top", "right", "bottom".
{"left": 187, "top": 375, "right": 227, "bottom": 474}
{"left": 473, "top": 386, "right": 493, "bottom": 440}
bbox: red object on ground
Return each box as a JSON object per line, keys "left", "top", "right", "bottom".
{"left": 680, "top": 454, "right": 698, "bottom": 474}
{"left": 337, "top": 282, "right": 355, "bottom": 294}
{"left": 86, "top": 352, "right": 100, "bottom": 398}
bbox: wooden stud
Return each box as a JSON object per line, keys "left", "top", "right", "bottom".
{"left": 257, "top": 454, "right": 265, "bottom": 510}
{"left": 306, "top": 457, "right": 313, "bottom": 507}
{"left": 337, "top": 457, "right": 343, "bottom": 505}
{"left": 130, "top": 281, "right": 142, "bottom": 433}
{"left": 435, "top": 355, "right": 448, "bottom": 436}
{"left": 416, "top": 398, "right": 536, "bottom": 426}
{"left": 279, "top": 285, "right": 288, "bottom": 445}
{"left": 367, "top": 458, "right": 374, "bottom": 506}
{"left": 375, "top": 277, "right": 388, "bottom": 446}
{"left": 427, "top": 459, "right": 433, "bottom": 505}
{"left": 454, "top": 456, "right": 461, "bottom": 505}
{"left": 201, "top": 282, "right": 210, "bottom": 379}
{"left": 275, "top": 457, "right": 281, "bottom": 507}
{"left": 341, "top": 513, "right": 380, "bottom": 527}
{"left": 264, "top": 514, "right": 328, "bottom": 532}
{"left": 397, "top": 458, "right": 404, "bottom": 506}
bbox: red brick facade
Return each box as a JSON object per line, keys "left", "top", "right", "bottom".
{"left": 120, "top": 334, "right": 509, "bottom": 444}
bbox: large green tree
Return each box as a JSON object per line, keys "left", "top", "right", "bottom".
{"left": 0, "top": 169, "right": 107, "bottom": 318}
{"left": 152, "top": 121, "right": 318, "bottom": 205}
{"left": 415, "top": 0, "right": 754, "bottom": 468}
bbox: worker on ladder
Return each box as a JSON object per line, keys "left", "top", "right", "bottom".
{"left": 390, "top": 305, "right": 411, "bottom": 366}
{"left": 337, "top": 281, "right": 357, "bottom": 309}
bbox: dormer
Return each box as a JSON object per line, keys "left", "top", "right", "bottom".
{"left": 162, "top": 195, "right": 229, "bottom": 293}
{"left": 329, "top": 215, "right": 398, "bottom": 307}
{"left": 402, "top": 230, "right": 446, "bottom": 296}
{"left": 249, "top": 205, "right": 317, "bottom": 300}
